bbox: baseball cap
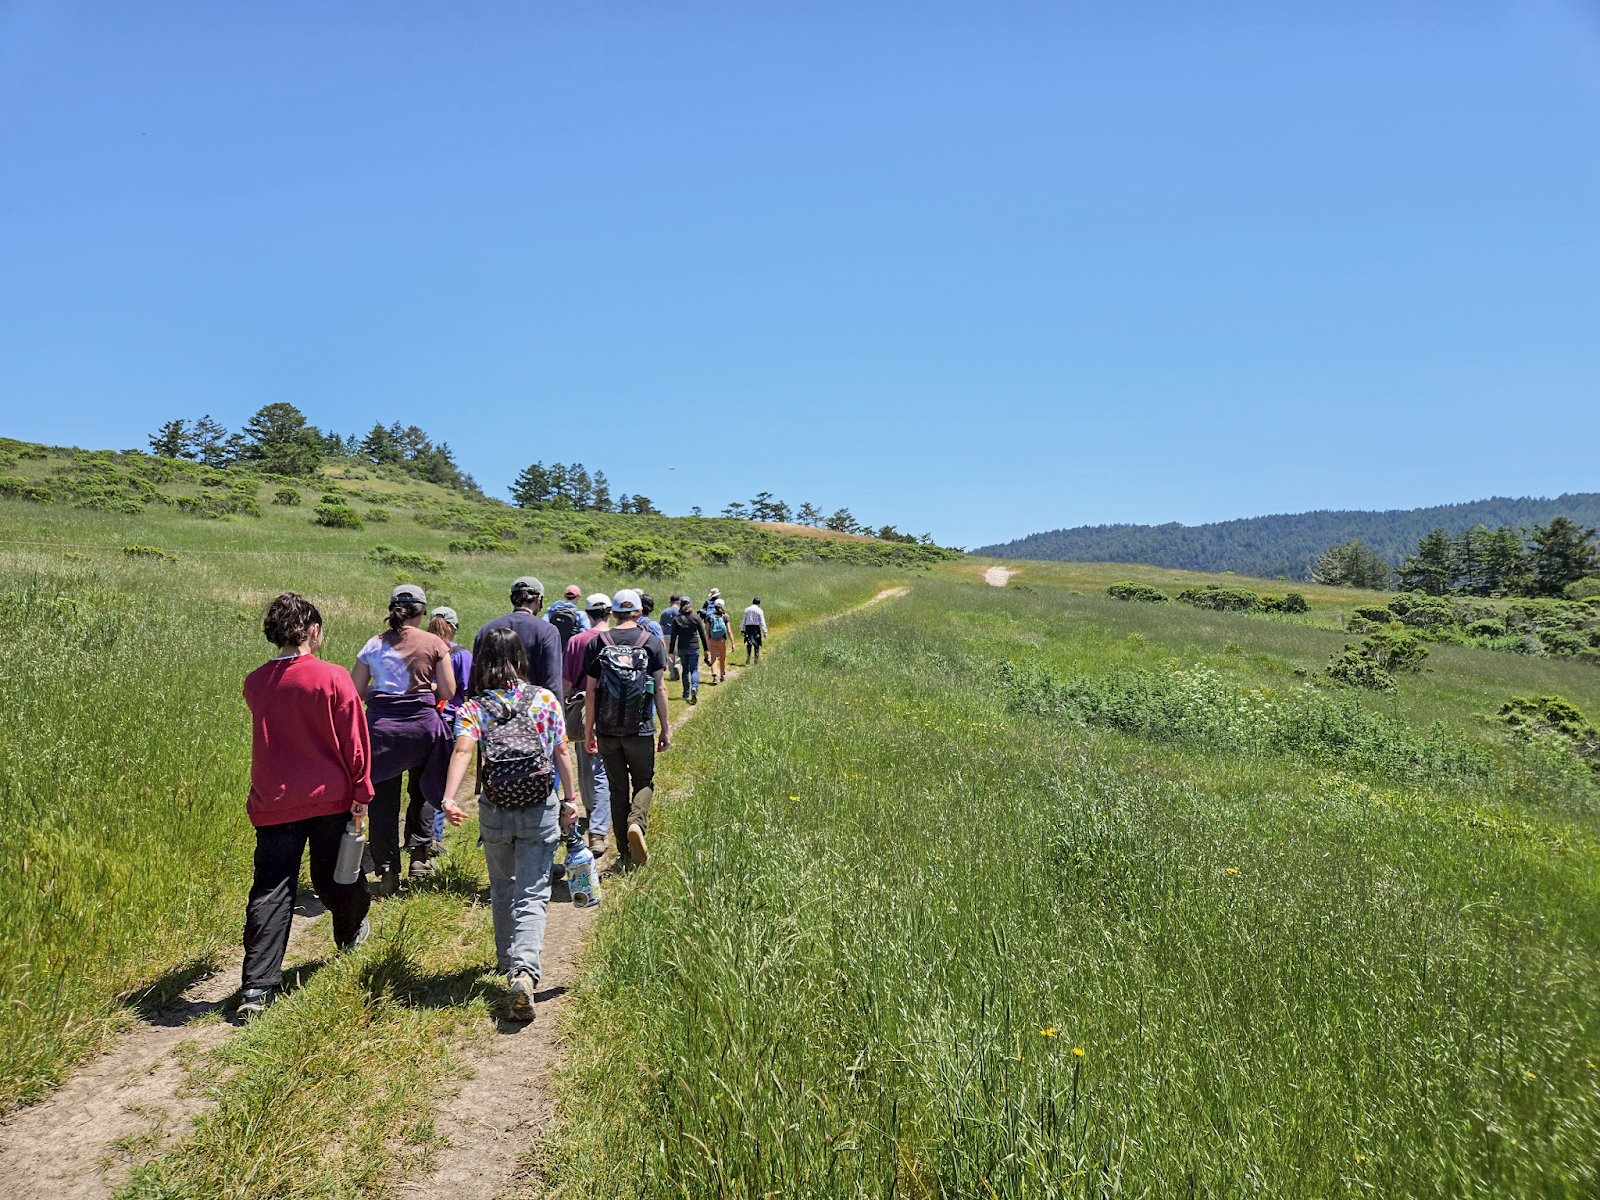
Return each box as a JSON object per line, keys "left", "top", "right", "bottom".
{"left": 429, "top": 605, "right": 458, "bottom": 628}
{"left": 391, "top": 583, "right": 427, "bottom": 605}
{"left": 585, "top": 592, "right": 611, "bottom": 612}
{"left": 511, "top": 575, "right": 544, "bottom": 596}
{"left": 564, "top": 584, "right": 581, "bottom": 600}
{"left": 612, "top": 588, "right": 642, "bottom": 614}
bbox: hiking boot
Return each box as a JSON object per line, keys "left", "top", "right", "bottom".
{"left": 507, "top": 970, "right": 537, "bottom": 1021}
{"left": 426, "top": 839, "right": 447, "bottom": 858}
{"left": 338, "top": 917, "right": 371, "bottom": 953}
{"left": 627, "top": 823, "right": 649, "bottom": 866}
{"left": 587, "top": 832, "right": 608, "bottom": 855}
{"left": 237, "top": 986, "right": 275, "bottom": 1019}
{"left": 689, "top": 689, "right": 698, "bottom": 705}
{"left": 409, "top": 856, "right": 437, "bottom": 879}
{"left": 368, "top": 864, "right": 400, "bottom": 897}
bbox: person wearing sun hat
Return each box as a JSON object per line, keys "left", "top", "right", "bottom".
{"left": 351, "top": 583, "right": 457, "bottom": 893}
{"left": 582, "top": 589, "right": 669, "bottom": 866}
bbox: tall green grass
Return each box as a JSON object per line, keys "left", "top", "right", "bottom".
{"left": 552, "top": 580, "right": 1600, "bottom": 1197}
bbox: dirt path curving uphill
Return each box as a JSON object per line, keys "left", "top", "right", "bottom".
{"left": 415, "top": 586, "right": 910, "bottom": 1198}
{"left": 0, "top": 907, "right": 327, "bottom": 1200}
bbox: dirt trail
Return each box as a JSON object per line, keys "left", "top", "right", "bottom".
{"left": 416, "top": 586, "right": 908, "bottom": 1198}
{"left": 983, "top": 567, "right": 1016, "bottom": 587}
{"left": 0, "top": 907, "right": 326, "bottom": 1200}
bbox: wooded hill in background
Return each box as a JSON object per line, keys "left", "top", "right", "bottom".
{"left": 976, "top": 493, "right": 1600, "bottom": 580}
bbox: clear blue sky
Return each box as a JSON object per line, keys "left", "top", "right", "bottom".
{"left": 2, "top": 1, "right": 1596, "bottom": 548}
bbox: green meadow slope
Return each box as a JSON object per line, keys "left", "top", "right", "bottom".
{"left": 3, "top": 443, "right": 1598, "bottom": 1196}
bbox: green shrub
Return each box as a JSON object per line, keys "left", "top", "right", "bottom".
{"left": 1352, "top": 605, "right": 1394, "bottom": 624}
{"left": 603, "top": 538, "right": 687, "bottom": 578}
{"left": 122, "top": 545, "right": 177, "bottom": 563}
{"left": 1177, "top": 585, "right": 1260, "bottom": 612}
{"left": 1364, "top": 627, "right": 1430, "bottom": 672}
{"left": 1325, "top": 643, "right": 1396, "bottom": 692}
{"left": 1466, "top": 618, "right": 1505, "bottom": 638}
{"left": 701, "top": 543, "right": 736, "bottom": 566}
{"left": 366, "top": 506, "right": 390, "bottom": 523}
{"left": 319, "top": 492, "right": 349, "bottom": 506}
{"left": 312, "top": 503, "right": 363, "bottom": 530}
{"left": 559, "top": 532, "right": 593, "bottom": 554}
{"left": 1565, "top": 576, "right": 1600, "bottom": 601}
{"left": 272, "top": 488, "right": 301, "bottom": 506}
{"left": 178, "top": 494, "right": 262, "bottom": 520}
{"left": 446, "top": 537, "right": 513, "bottom": 554}
{"left": 0, "top": 475, "right": 29, "bottom": 497}
{"left": 1106, "top": 582, "right": 1169, "bottom": 604}
{"left": 365, "top": 544, "right": 446, "bottom": 575}
{"left": 19, "top": 486, "right": 52, "bottom": 504}
{"left": 1499, "top": 695, "right": 1599, "bottom": 770}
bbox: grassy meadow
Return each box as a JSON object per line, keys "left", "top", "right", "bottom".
{"left": 4, "top": 473, "right": 1600, "bottom": 1198}
{"left": 553, "top": 575, "right": 1600, "bottom": 1198}
{"left": 0, "top": 484, "right": 897, "bottom": 1116}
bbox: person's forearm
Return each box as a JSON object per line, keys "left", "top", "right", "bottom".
{"left": 557, "top": 745, "right": 576, "bottom": 800}
{"left": 584, "top": 680, "right": 596, "bottom": 742}
{"left": 654, "top": 685, "right": 669, "bottom": 728}
{"left": 442, "top": 738, "right": 474, "bottom": 801}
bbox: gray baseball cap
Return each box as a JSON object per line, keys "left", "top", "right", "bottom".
{"left": 391, "top": 583, "right": 427, "bottom": 605}
{"left": 429, "top": 605, "right": 459, "bottom": 628}
{"left": 612, "top": 588, "right": 642, "bottom": 614}
{"left": 511, "top": 575, "right": 544, "bottom": 595}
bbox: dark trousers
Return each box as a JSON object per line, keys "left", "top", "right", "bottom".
{"left": 371, "top": 773, "right": 438, "bottom": 873}
{"left": 597, "top": 733, "right": 655, "bottom": 856}
{"left": 243, "top": 812, "right": 370, "bottom": 990}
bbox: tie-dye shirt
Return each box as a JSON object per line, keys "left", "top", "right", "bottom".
{"left": 453, "top": 681, "right": 566, "bottom": 759}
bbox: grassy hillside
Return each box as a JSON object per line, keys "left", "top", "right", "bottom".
{"left": 974, "top": 492, "right": 1600, "bottom": 580}
{"left": 552, "top": 576, "right": 1600, "bottom": 1197}
{"left": 0, "top": 454, "right": 911, "bottom": 1115}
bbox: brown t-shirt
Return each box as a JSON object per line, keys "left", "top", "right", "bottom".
{"left": 356, "top": 625, "right": 451, "bottom": 696}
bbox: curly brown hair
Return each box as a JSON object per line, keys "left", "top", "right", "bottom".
{"left": 263, "top": 592, "right": 323, "bottom": 649}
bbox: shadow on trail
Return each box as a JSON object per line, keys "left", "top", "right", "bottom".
{"left": 127, "top": 953, "right": 228, "bottom": 1025}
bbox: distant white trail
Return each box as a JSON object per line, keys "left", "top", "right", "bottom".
{"left": 984, "top": 567, "right": 1016, "bottom": 587}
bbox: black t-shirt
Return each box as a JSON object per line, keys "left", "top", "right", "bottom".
{"left": 582, "top": 625, "right": 667, "bottom": 735}
{"left": 672, "top": 610, "right": 708, "bottom": 654}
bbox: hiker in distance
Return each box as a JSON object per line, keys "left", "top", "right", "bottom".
{"left": 419, "top": 605, "right": 471, "bottom": 845}
{"left": 561, "top": 592, "right": 616, "bottom": 855}
{"left": 742, "top": 596, "right": 768, "bottom": 664}
{"left": 352, "top": 584, "right": 456, "bottom": 893}
{"left": 239, "top": 593, "right": 372, "bottom": 1016}
{"left": 584, "top": 589, "right": 669, "bottom": 868}
{"left": 544, "top": 583, "right": 590, "bottom": 644}
{"left": 659, "top": 593, "right": 681, "bottom": 682}
{"left": 472, "top": 575, "right": 564, "bottom": 702}
{"left": 706, "top": 600, "right": 731, "bottom": 684}
{"left": 671, "top": 595, "right": 709, "bottom": 705}
{"left": 439, "top": 628, "right": 578, "bottom": 1021}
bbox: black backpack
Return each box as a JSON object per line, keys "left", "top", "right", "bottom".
{"left": 547, "top": 606, "right": 582, "bottom": 648}
{"left": 474, "top": 688, "right": 556, "bottom": 810}
{"left": 593, "top": 629, "right": 653, "bottom": 735}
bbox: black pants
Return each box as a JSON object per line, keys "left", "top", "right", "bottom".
{"left": 371, "top": 772, "right": 438, "bottom": 874}
{"left": 743, "top": 626, "right": 762, "bottom": 662}
{"left": 243, "top": 812, "right": 370, "bottom": 990}
{"left": 597, "top": 733, "right": 655, "bottom": 857}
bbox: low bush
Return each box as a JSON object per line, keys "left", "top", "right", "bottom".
{"left": 1351, "top": 604, "right": 1394, "bottom": 624}
{"left": 1177, "top": 584, "right": 1260, "bottom": 612}
{"left": 366, "top": 507, "right": 390, "bottom": 523}
{"left": 1106, "top": 582, "right": 1169, "bottom": 603}
{"left": 272, "top": 488, "right": 301, "bottom": 506}
{"left": 1565, "top": 577, "right": 1600, "bottom": 601}
{"left": 701, "top": 543, "right": 735, "bottom": 565}
{"left": 603, "top": 537, "right": 686, "bottom": 578}
{"left": 1499, "top": 695, "right": 1599, "bottom": 772}
{"left": 365, "top": 544, "right": 446, "bottom": 575}
{"left": 1326, "top": 643, "right": 1395, "bottom": 692}
{"left": 446, "top": 537, "right": 513, "bottom": 554}
{"left": 559, "top": 532, "right": 593, "bottom": 554}
{"left": 122, "top": 545, "right": 177, "bottom": 564}
{"left": 312, "top": 503, "right": 363, "bottom": 530}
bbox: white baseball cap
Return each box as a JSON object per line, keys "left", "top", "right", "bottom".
{"left": 612, "top": 589, "right": 642, "bottom": 614}
{"left": 585, "top": 592, "right": 612, "bottom": 612}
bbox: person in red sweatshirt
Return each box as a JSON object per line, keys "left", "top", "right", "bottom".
{"left": 238, "top": 592, "right": 374, "bottom": 1016}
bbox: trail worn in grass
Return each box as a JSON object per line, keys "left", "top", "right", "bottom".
{"left": 549, "top": 578, "right": 1600, "bottom": 1198}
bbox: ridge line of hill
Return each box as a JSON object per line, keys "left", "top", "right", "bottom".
{"left": 975, "top": 492, "right": 1600, "bottom": 581}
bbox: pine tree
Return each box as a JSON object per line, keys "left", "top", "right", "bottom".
{"left": 511, "top": 462, "right": 557, "bottom": 508}
{"left": 825, "top": 507, "right": 859, "bottom": 534}
{"left": 148, "top": 420, "right": 189, "bottom": 459}
{"left": 797, "top": 502, "right": 822, "bottom": 526}
{"left": 1528, "top": 516, "right": 1600, "bottom": 596}
{"left": 1451, "top": 525, "right": 1488, "bottom": 594}
{"left": 241, "top": 403, "right": 324, "bottom": 477}
{"left": 1396, "top": 527, "right": 1454, "bottom": 595}
{"left": 189, "top": 415, "right": 235, "bottom": 467}
{"left": 1481, "top": 525, "right": 1529, "bottom": 596}
{"left": 1311, "top": 539, "right": 1390, "bottom": 589}
{"left": 592, "top": 471, "right": 613, "bottom": 512}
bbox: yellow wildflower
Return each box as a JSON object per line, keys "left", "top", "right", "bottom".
{"left": 1040, "top": 1027, "right": 1056, "bottom": 1037}
{"left": 1072, "top": 1047, "right": 1085, "bottom": 1058}
{"left": 1226, "top": 867, "right": 1239, "bottom": 875}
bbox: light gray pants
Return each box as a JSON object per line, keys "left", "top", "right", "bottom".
{"left": 478, "top": 799, "right": 558, "bottom": 981}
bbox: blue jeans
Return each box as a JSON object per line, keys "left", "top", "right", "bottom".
{"left": 478, "top": 798, "right": 559, "bottom": 981}
{"left": 679, "top": 649, "right": 700, "bottom": 694}
{"left": 566, "top": 694, "right": 612, "bottom": 836}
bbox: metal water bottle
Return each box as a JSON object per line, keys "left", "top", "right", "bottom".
{"left": 333, "top": 818, "right": 366, "bottom": 885}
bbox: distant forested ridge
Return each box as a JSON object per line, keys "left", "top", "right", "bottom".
{"left": 975, "top": 494, "right": 1600, "bottom": 581}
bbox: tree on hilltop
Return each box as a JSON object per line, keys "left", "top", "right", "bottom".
{"left": 148, "top": 420, "right": 190, "bottom": 459}
{"left": 1395, "top": 527, "right": 1454, "bottom": 596}
{"left": 1312, "top": 539, "right": 1391, "bottom": 589}
{"left": 241, "top": 403, "right": 324, "bottom": 477}
{"left": 797, "top": 502, "right": 822, "bottom": 526}
{"left": 1529, "top": 516, "right": 1600, "bottom": 596}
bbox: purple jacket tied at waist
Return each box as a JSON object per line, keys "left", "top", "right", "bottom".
{"left": 365, "top": 693, "right": 450, "bottom": 805}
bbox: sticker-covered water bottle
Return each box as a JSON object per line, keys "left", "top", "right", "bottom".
{"left": 566, "top": 843, "right": 601, "bottom": 908}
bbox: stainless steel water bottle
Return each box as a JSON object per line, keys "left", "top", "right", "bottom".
{"left": 333, "top": 818, "right": 366, "bottom": 885}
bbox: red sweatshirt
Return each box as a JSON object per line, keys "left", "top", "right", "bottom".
{"left": 242, "top": 654, "right": 374, "bottom": 827}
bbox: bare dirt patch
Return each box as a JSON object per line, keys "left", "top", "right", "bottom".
{"left": 0, "top": 906, "right": 327, "bottom": 1200}
{"left": 984, "top": 567, "right": 1017, "bottom": 587}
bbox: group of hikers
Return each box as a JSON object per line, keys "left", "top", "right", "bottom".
{"left": 239, "top": 576, "right": 770, "bottom": 1020}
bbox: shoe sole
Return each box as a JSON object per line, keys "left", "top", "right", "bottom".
{"left": 627, "top": 825, "right": 649, "bottom": 865}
